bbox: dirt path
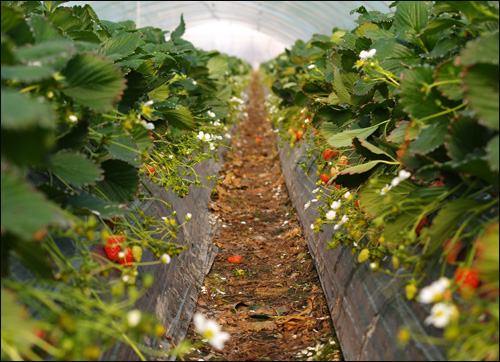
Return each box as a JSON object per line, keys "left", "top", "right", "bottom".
{"left": 183, "top": 74, "right": 342, "bottom": 361}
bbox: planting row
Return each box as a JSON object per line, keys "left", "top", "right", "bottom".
{"left": 1, "top": 1, "right": 251, "bottom": 360}
{"left": 261, "top": 1, "right": 498, "bottom": 360}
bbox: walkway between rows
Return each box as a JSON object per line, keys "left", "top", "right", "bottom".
{"left": 184, "top": 74, "right": 343, "bottom": 361}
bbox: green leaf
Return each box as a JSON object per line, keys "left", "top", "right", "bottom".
{"left": 409, "top": 122, "right": 448, "bottom": 154}
{"left": 1, "top": 288, "right": 37, "bottom": 351}
{"left": 394, "top": 1, "right": 429, "bottom": 43}
{"left": 387, "top": 121, "right": 409, "bottom": 144}
{"left": 100, "top": 32, "right": 141, "bottom": 61}
{"left": 421, "top": 17, "right": 465, "bottom": 37}
{"left": 44, "top": 1, "right": 68, "bottom": 13}
{"left": 1, "top": 127, "right": 55, "bottom": 166}
{"left": 46, "top": 7, "right": 82, "bottom": 32}
{"left": 371, "top": 37, "right": 420, "bottom": 74}
{"left": 331, "top": 160, "right": 388, "bottom": 186}
{"left": 104, "top": 135, "right": 142, "bottom": 167}
{"left": 462, "top": 64, "right": 499, "bottom": 130}
{"left": 1, "top": 172, "right": 57, "bottom": 240}
{"left": 359, "top": 175, "right": 418, "bottom": 217}
{"left": 67, "top": 30, "right": 101, "bottom": 44}
{"left": 130, "top": 124, "right": 153, "bottom": 153}
{"left": 317, "top": 106, "right": 352, "bottom": 126}
{"left": 48, "top": 151, "right": 103, "bottom": 186}
{"left": 460, "top": 32, "right": 499, "bottom": 66}
{"left": 1, "top": 6, "right": 24, "bottom": 34}
{"left": 445, "top": 115, "right": 491, "bottom": 162}
{"left": 427, "top": 198, "right": 482, "bottom": 256}
{"left": 95, "top": 160, "right": 140, "bottom": 203}
{"left": 12, "top": 239, "right": 54, "bottom": 279}
{"left": 16, "top": 40, "right": 75, "bottom": 69}
{"left": 1, "top": 64, "right": 56, "bottom": 82}
{"left": 66, "top": 191, "right": 126, "bottom": 219}
{"left": 399, "top": 65, "right": 450, "bottom": 123}
{"left": 434, "top": 60, "right": 462, "bottom": 100}
{"left": 325, "top": 122, "right": 385, "bottom": 148}
{"left": 29, "top": 14, "right": 63, "bottom": 43}
{"left": 382, "top": 210, "right": 422, "bottom": 250}
{"left": 486, "top": 135, "right": 499, "bottom": 172}
{"left": 441, "top": 157, "right": 499, "bottom": 187}
{"left": 353, "top": 137, "right": 395, "bottom": 161}
{"left": 333, "top": 67, "right": 352, "bottom": 104}
{"left": 170, "top": 14, "right": 185, "bottom": 40}
{"left": 207, "top": 55, "right": 228, "bottom": 80}
{"left": 61, "top": 53, "right": 126, "bottom": 112}
{"left": 1, "top": 89, "right": 56, "bottom": 130}
{"left": 157, "top": 104, "right": 195, "bottom": 131}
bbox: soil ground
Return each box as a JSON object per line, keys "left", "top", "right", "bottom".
{"left": 182, "top": 75, "right": 343, "bottom": 361}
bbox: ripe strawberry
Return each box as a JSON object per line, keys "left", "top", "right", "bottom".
{"left": 132, "top": 245, "right": 143, "bottom": 262}
{"left": 256, "top": 137, "right": 261, "bottom": 143}
{"left": 104, "top": 235, "right": 124, "bottom": 261}
{"left": 443, "top": 239, "right": 463, "bottom": 264}
{"left": 338, "top": 155, "right": 348, "bottom": 165}
{"left": 118, "top": 247, "right": 134, "bottom": 267}
{"left": 145, "top": 165, "right": 156, "bottom": 176}
{"left": 294, "top": 130, "right": 304, "bottom": 141}
{"left": 415, "top": 216, "right": 428, "bottom": 235}
{"left": 454, "top": 267, "right": 479, "bottom": 295}
{"left": 320, "top": 173, "right": 330, "bottom": 184}
{"left": 323, "top": 149, "right": 339, "bottom": 160}
{"left": 228, "top": 255, "right": 242, "bottom": 263}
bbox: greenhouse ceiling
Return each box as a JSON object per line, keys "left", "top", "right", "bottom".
{"left": 67, "top": 1, "right": 394, "bottom": 68}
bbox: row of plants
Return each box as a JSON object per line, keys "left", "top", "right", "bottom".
{"left": 261, "top": 1, "right": 498, "bottom": 360}
{"left": 1, "top": 1, "right": 251, "bottom": 360}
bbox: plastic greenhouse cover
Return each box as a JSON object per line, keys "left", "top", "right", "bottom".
{"left": 67, "top": 1, "right": 394, "bottom": 68}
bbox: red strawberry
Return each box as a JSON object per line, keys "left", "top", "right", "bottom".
{"left": 145, "top": 165, "right": 156, "bottom": 176}
{"left": 415, "top": 216, "right": 427, "bottom": 235}
{"left": 443, "top": 239, "right": 463, "bottom": 264}
{"left": 320, "top": 173, "right": 330, "bottom": 184}
{"left": 322, "top": 149, "right": 339, "bottom": 160}
{"left": 228, "top": 256, "right": 242, "bottom": 263}
{"left": 454, "top": 267, "right": 479, "bottom": 295}
{"left": 294, "top": 130, "right": 304, "bottom": 141}
{"left": 118, "top": 247, "right": 134, "bottom": 267}
{"left": 104, "top": 235, "right": 124, "bottom": 261}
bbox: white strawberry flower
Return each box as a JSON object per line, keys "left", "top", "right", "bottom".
{"left": 197, "top": 131, "right": 212, "bottom": 142}
{"left": 207, "top": 111, "right": 216, "bottom": 118}
{"left": 326, "top": 210, "right": 336, "bottom": 220}
{"left": 425, "top": 303, "right": 458, "bottom": 328}
{"left": 418, "top": 277, "right": 450, "bottom": 304}
{"left": 144, "top": 100, "right": 154, "bottom": 106}
{"left": 380, "top": 184, "right": 392, "bottom": 195}
{"left": 127, "top": 309, "right": 142, "bottom": 327}
{"left": 331, "top": 200, "right": 341, "bottom": 210}
{"left": 141, "top": 120, "right": 155, "bottom": 130}
{"left": 68, "top": 114, "right": 78, "bottom": 123}
{"left": 308, "top": 64, "right": 316, "bottom": 69}
{"left": 359, "top": 49, "right": 376, "bottom": 61}
{"left": 194, "top": 313, "right": 230, "bottom": 350}
{"left": 344, "top": 191, "right": 352, "bottom": 200}
{"left": 161, "top": 253, "right": 171, "bottom": 264}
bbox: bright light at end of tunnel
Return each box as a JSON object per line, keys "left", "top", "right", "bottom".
{"left": 179, "top": 21, "right": 288, "bottom": 69}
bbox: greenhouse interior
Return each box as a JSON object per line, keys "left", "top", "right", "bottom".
{"left": 1, "top": 1, "right": 498, "bottom": 361}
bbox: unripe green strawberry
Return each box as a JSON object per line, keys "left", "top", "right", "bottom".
{"left": 392, "top": 255, "right": 401, "bottom": 270}
{"left": 132, "top": 245, "right": 143, "bottom": 262}
{"left": 405, "top": 283, "right": 418, "bottom": 300}
{"left": 358, "top": 248, "right": 370, "bottom": 263}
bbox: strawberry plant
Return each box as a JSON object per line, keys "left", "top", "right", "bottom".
{"left": 1, "top": 1, "right": 251, "bottom": 360}
{"left": 262, "top": 1, "right": 498, "bottom": 360}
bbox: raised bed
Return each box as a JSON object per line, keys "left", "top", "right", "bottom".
{"left": 276, "top": 135, "right": 446, "bottom": 361}
{"left": 100, "top": 142, "right": 228, "bottom": 360}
